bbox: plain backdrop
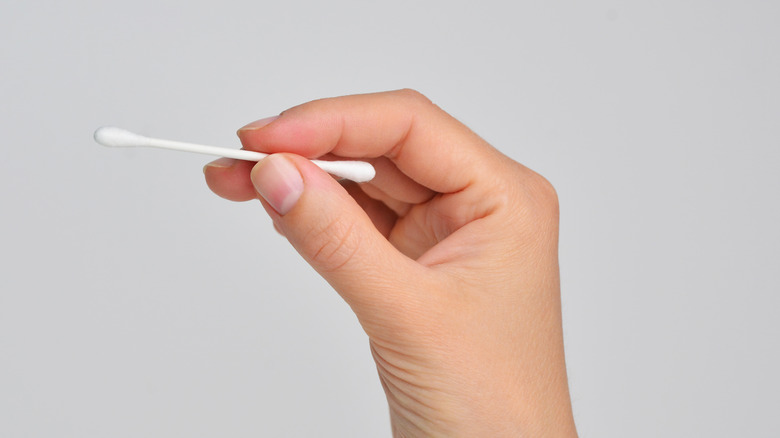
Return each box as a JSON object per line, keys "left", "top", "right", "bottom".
{"left": 1, "top": 1, "right": 778, "bottom": 436}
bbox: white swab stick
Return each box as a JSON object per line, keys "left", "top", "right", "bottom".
{"left": 93, "top": 126, "right": 375, "bottom": 183}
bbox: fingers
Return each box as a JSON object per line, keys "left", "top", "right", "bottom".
{"left": 205, "top": 89, "right": 515, "bottom": 207}
{"left": 237, "top": 89, "right": 508, "bottom": 194}
{"left": 202, "top": 89, "right": 534, "bottom": 266}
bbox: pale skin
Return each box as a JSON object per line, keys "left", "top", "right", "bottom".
{"left": 203, "top": 89, "right": 577, "bottom": 437}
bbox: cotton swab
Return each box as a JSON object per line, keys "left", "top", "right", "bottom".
{"left": 93, "top": 126, "right": 376, "bottom": 182}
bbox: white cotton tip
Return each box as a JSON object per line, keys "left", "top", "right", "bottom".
{"left": 94, "top": 126, "right": 151, "bottom": 148}
{"left": 313, "top": 160, "right": 376, "bottom": 183}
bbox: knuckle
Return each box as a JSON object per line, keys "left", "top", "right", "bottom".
{"left": 526, "top": 172, "right": 559, "bottom": 215}
{"left": 302, "top": 217, "right": 362, "bottom": 273}
{"left": 396, "top": 88, "right": 432, "bottom": 106}
{"left": 503, "top": 164, "right": 560, "bottom": 228}
{"left": 522, "top": 174, "right": 559, "bottom": 225}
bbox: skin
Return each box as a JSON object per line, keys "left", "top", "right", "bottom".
{"left": 203, "top": 89, "right": 577, "bottom": 437}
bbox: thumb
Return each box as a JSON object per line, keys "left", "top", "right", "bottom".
{"left": 250, "top": 153, "right": 419, "bottom": 311}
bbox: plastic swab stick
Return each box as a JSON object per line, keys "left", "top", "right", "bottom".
{"left": 94, "top": 126, "right": 375, "bottom": 182}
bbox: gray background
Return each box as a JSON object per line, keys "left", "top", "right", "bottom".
{"left": 1, "top": 0, "right": 778, "bottom": 436}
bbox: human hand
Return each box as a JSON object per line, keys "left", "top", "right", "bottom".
{"left": 204, "top": 90, "right": 576, "bottom": 437}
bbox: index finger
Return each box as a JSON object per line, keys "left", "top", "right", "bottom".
{"left": 237, "top": 89, "right": 505, "bottom": 194}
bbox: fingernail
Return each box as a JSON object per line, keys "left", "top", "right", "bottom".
{"left": 252, "top": 155, "right": 303, "bottom": 215}
{"left": 238, "top": 115, "right": 280, "bottom": 133}
{"left": 203, "top": 157, "right": 237, "bottom": 173}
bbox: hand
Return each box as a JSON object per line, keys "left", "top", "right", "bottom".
{"left": 204, "top": 89, "right": 577, "bottom": 437}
